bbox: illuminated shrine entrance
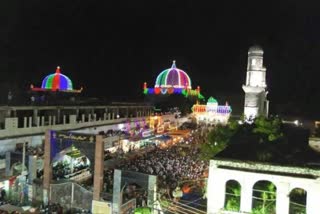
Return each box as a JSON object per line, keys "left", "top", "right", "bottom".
{"left": 43, "top": 130, "right": 104, "bottom": 206}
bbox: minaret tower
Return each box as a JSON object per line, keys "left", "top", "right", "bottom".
{"left": 242, "top": 46, "right": 269, "bottom": 120}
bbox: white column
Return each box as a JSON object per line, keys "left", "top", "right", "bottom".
{"left": 93, "top": 113, "right": 97, "bottom": 121}
{"left": 82, "top": 114, "right": 85, "bottom": 122}
{"left": 48, "top": 116, "right": 52, "bottom": 126}
{"left": 240, "top": 180, "right": 254, "bottom": 213}
{"left": 23, "top": 117, "right": 27, "bottom": 128}
{"left": 52, "top": 116, "right": 56, "bottom": 125}
{"left": 29, "top": 116, "right": 32, "bottom": 127}
{"left": 276, "top": 182, "right": 290, "bottom": 214}
{"left": 207, "top": 166, "right": 226, "bottom": 213}
{"left": 41, "top": 116, "right": 45, "bottom": 126}
{"left": 63, "top": 115, "right": 66, "bottom": 124}
{"left": 307, "top": 182, "right": 320, "bottom": 214}
{"left": 108, "top": 113, "right": 111, "bottom": 120}
{"left": 36, "top": 116, "right": 40, "bottom": 127}
{"left": 103, "top": 113, "right": 107, "bottom": 120}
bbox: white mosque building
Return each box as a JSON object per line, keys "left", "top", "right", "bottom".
{"left": 191, "top": 97, "right": 232, "bottom": 124}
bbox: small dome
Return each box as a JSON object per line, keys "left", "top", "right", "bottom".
{"left": 41, "top": 66, "right": 73, "bottom": 91}
{"left": 207, "top": 97, "right": 218, "bottom": 104}
{"left": 155, "top": 61, "right": 192, "bottom": 89}
{"left": 248, "top": 45, "right": 263, "bottom": 54}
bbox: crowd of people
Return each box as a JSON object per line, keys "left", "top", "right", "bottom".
{"left": 103, "top": 124, "right": 210, "bottom": 208}
{"left": 121, "top": 145, "right": 207, "bottom": 192}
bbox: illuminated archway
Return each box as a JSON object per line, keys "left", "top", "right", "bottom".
{"left": 252, "top": 180, "right": 277, "bottom": 214}
{"left": 224, "top": 180, "right": 241, "bottom": 211}
{"left": 289, "top": 188, "right": 307, "bottom": 214}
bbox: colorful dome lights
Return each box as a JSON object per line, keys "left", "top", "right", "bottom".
{"left": 31, "top": 66, "right": 82, "bottom": 93}
{"left": 143, "top": 61, "right": 204, "bottom": 99}
{"left": 155, "top": 61, "right": 192, "bottom": 89}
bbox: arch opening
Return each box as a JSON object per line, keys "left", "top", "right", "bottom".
{"left": 252, "top": 180, "right": 276, "bottom": 214}
{"left": 289, "top": 188, "right": 307, "bottom": 214}
{"left": 224, "top": 180, "right": 241, "bottom": 211}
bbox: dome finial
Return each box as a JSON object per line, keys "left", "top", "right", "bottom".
{"left": 172, "top": 60, "right": 177, "bottom": 69}
{"left": 56, "top": 66, "right": 61, "bottom": 73}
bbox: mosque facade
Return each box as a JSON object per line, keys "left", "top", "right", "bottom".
{"left": 191, "top": 97, "right": 232, "bottom": 124}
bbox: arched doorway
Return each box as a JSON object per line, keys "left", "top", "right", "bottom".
{"left": 252, "top": 180, "right": 276, "bottom": 214}
{"left": 289, "top": 188, "right": 307, "bottom": 214}
{"left": 224, "top": 180, "right": 241, "bottom": 211}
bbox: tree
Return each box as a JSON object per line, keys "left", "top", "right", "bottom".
{"left": 200, "top": 121, "right": 239, "bottom": 160}
{"left": 253, "top": 116, "right": 283, "bottom": 142}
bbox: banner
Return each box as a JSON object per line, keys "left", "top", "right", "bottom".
{"left": 50, "top": 131, "right": 96, "bottom": 167}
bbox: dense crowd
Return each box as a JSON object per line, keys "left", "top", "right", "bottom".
{"left": 121, "top": 145, "right": 207, "bottom": 191}
{"left": 103, "top": 125, "right": 210, "bottom": 207}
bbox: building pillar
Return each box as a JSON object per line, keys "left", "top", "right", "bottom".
{"left": 48, "top": 116, "right": 52, "bottom": 126}
{"left": 28, "top": 155, "right": 37, "bottom": 184}
{"left": 24, "top": 117, "right": 27, "bottom": 128}
{"left": 307, "top": 182, "right": 320, "bottom": 214}
{"left": 207, "top": 167, "right": 226, "bottom": 213}
{"left": 82, "top": 114, "right": 85, "bottom": 123}
{"left": 112, "top": 112, "right": 115, "bottom": 120}
{"left": 276, "top": 182, "right": 290, "bottom": 214}
{"left": 57, "top": 109, "right": 61, "bottom": 124}
{"left": 93, "top": 114, "right": 97, "bottom": 121}
{"left": 5, "top": 152, "right": 11, "bottom": 176}
{"left": 108, "top": 113, "right": 111, "bottom": 120}
{"left": 41, "top": 116, "right": 45, "bottom": 126}
{"left": 52, "top": 116, "right": 56, "bottom": 125}
{"left": 103, "top": 113, "right": 107, "bottom": 120}
{"left": 32, "top": 109, "right": 38, "bottom": 126}
{"left": 43, "top": 131, "right": 52, "bottom": 206}
{"left": 29, "top": 116, "right": 32, "bottom": 127}
{"left": 116, "top": 108, "right": 119, "bottom": 118}
{"left": 36, "top": 117, "right": 40, "bottom": 127}
{"left": 93, "top": 135, "right": 104, "bottom": 201}
{"left": 63, "top": 115, "right": 66, "bottom": 124}
{"left": 126, "top": 108, "right": 129, "bottom": 118}
{"left": 240, "top": 179, "right": 254, "bottom": 213}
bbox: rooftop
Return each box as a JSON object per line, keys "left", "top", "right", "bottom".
{"left": 214, "top": 125, "right": 320, "bottom": 172}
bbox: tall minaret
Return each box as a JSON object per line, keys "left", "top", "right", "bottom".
{"left": 242, "top": 46, "right": 269, "bottom": 120}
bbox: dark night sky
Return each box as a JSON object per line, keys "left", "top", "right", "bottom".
{"left": 4, "top": 0, "right": 320, "bottom": 118}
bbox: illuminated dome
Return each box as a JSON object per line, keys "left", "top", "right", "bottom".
{"left": 155, "top": 61, "right": 192, "bottom": 89}
{"left": 31, "top": 66, "right": 82, "bottom": 93}
{"left": 207, "top": 97, "right": 218, "bottom": 104}
{"left": 41, "top": 66, "right": 73, "bottom": 91}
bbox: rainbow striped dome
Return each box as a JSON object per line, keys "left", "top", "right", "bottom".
{"left": 41, "top": 66, "right": 73, "bottom": 91}
{"left": 155, "top": 61, "right": 192, "bottom": 89}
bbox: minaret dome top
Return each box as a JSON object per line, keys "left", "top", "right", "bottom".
{"left": 248, "top": 45, "right": 264, "bottom": 55}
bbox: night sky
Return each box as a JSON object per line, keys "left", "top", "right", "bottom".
{"left": 4, "top": 1, "right": 320, "bottom": 118}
